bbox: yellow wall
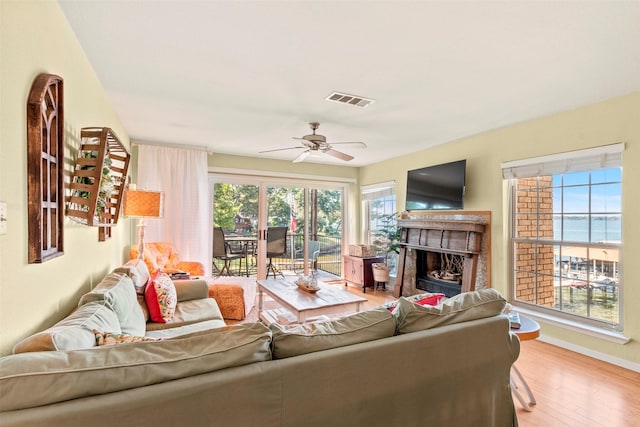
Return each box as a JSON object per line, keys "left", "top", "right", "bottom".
{"left": 360, "top": 93, "right": 640, "bottom": 366}
{"left": 0, "top": 1, "right": 134, "bottom": 355}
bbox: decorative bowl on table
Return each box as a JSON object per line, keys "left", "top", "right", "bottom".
{"left": 297, "top": 283, "right": 320, "bottom": 293}
{"left": 295, "top": 276, "right": 320, "bottom": 293}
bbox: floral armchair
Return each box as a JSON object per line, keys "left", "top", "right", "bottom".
{"left": 130, "top": 242, "right": 205, "bottom": 277}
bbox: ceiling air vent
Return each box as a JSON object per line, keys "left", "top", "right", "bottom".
{"left": 326, "top": 92, "right": 375, "bottom": 108}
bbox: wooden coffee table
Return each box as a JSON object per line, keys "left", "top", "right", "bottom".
{"left": 257, "top": 279, "right": 367, "bottom": 325}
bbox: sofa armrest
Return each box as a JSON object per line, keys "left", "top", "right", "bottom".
{"left": 173, "top": 279, "right": 208, "bottom": 302}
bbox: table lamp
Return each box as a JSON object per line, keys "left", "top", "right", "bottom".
{"left": 123, "top": 185, "right": 164, "bottom": 260}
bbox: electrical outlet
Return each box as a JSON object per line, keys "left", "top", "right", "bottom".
{"left": 0, "top": 201, "right": 7, "bottom": 235}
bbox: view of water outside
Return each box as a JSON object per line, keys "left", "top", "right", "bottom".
{"left": 554, "top": 216, "right": 621, "bottom": 243}
{"left": 549, "top": 169, "right": 622, "bottom": 325}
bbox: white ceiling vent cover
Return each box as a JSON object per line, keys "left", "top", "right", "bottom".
{"left": 326, "top": 92, "right": 375, "bottom": 108}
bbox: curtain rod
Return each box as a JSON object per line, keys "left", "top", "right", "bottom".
{"left": 132, "top": 140, "right": 214, "bottom": 155}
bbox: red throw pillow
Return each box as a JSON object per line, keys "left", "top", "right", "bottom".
{"left": 415, "top": 293, "right": 446, "bottom": 306}
{"left": 144, "top": 271, "right": 177, "bottom": 323}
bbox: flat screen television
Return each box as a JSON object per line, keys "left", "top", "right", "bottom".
{"left": 405, "top": 159, "right": 466, "bottom": 211}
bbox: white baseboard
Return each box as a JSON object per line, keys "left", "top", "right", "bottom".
{"left": 538, "top": 335, "right": 640, "bottom": 373}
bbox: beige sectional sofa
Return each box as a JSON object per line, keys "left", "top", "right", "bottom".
{"left": 0, "top": 266, "right": 520, "bottom": 427}
{"left": 10, "top": 260, "right": 225, "bottom": 354}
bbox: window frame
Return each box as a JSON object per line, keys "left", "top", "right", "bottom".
{"left": 361, "top": 181, "right": 397, "bottom": 274}
{"left": 503, "top": 144, "right": 624, "bottom": 334}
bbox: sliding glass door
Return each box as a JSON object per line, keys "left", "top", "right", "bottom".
{"left": 211, "top": 173, "right": 346, "bottom": 280}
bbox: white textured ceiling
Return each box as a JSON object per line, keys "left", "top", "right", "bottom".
{"left": 58, "top": 0, "right": 640, "bottom": 167}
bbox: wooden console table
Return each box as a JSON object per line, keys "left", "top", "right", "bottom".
{"left": 343, "top": 255, "right": 385, "bottom": 293}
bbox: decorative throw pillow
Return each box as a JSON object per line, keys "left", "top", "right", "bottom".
{"left": 93, "top": 330, "right": 164, "bottom": 346}
{"left": 380, "top": 292, "right": 446, "bottom": 313}
{"left": 414, "top": 293, "right": 446, "bottom": 307}
{"left": 113, "top": 259, "right": 150, "bottom": 295}
{"left": 144, "top": 271, "right": 177, "bottom": 323}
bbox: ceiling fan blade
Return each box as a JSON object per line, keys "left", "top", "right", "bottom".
{"left": 259, "top": 146, "right": 304, "bottom": 154}
{"left": 329, "top": 142, "right": 367, "bottom": 148}
{"left": 293, "top": 150, "right": 311, "bottom": 163}
{"left": 324, "top": 149, "right": 354, "bottom": 161}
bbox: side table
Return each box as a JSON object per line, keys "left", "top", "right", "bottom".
{"left": 511, "top": 313, "right": 540, "bottom": 412}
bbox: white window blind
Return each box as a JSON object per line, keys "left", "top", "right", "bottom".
{"left": 361, "top": 181, "right": 395, "bottom": 201}
{"left": 501, "top": 143, "right": 624, "bottom": 179}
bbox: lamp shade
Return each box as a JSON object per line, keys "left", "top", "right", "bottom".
{"left": 123, "top": 190, "right": 164, "bottom": 218}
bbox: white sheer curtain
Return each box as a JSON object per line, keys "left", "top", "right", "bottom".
{"left": 137, "top": 144, "right": 212, "bottom": 276}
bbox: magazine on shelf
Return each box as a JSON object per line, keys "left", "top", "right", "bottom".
{"left": 507, "top": 311, "right": 521, "bottom": 329}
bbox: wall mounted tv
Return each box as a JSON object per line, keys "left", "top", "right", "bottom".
{"left": 405, "top": 159, "right": 466, "bottom": 211}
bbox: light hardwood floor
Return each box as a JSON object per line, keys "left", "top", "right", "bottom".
{"left": 236, "top": 281, "right": 640, "bottom": 426}
{"left": 515, "top": 340, "right": 640, "bottom": 427}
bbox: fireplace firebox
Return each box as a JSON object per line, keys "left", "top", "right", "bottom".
{"left": 415, "top": 250, "right": 465, "bottom": 297}
{"left": 394, "top": 212, "right": 490, "bottom": 298}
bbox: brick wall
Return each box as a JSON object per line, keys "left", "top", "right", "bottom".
{"left": 514, "top": 177, "right": 555, "bottom": 306}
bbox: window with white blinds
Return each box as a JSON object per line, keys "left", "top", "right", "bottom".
{"left": 503, "top": 144, "right": 624, "bottom": 330}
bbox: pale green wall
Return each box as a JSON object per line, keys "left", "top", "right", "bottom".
{"left": 0, "top": 1, "right": 134, "bottom": 355}
{"left": 360, "top": 93, "right": 640, "bottom": 366}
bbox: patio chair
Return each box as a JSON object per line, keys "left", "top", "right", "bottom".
{"left": 266, "top": 226, "right": 288, "bottom": 279}
{"left": 213, "top": 227, "right": 248, "bottom": 277}
{"left": 293, "top": 240, "right": 320, "bottom": 273}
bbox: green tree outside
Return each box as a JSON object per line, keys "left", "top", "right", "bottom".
{"left": 213, "top": 184, "right": 342, "bottom": 236}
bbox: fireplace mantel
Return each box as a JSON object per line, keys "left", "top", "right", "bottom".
{"left": 395, "top": 211, "right": 491, "bottom": 297}
{"left": 397, "top": 219, "right": 485, "bottom": 256}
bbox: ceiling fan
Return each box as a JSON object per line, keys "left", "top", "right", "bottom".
{"left": 260, "top": 122, "right": 367, "bottom": 163}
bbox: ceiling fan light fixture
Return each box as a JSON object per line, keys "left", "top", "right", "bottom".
{"left": 326, "top": 92, "right": 375, "bottom": 108}
{"left": 259, "top": 122, "right": 366, "bottom": 164}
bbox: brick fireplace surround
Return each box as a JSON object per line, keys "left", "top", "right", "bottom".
{"left": 395, "top": 211, "right": 491, "bottom": 298}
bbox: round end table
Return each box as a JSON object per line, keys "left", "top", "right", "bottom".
{"left": 511, "top": 313, "right": 540, "bottom": 412}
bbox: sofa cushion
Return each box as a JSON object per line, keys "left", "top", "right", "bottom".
{"left": 145, "top": 298, "right": 224, "bottom": 332}
{"left": 0, "top": 322, "right": 272, "bottom": 412}
{"left": 113, "top": 259, "right": 150, "bottom": 294}
{"left": 394, "top": 288, "right": 506, "bottom": 334}
{"left": 145, "top": 272, "right": 177, "bottom": 323}
{"left": 79, "top": 273, "right": 146, "bottom": 336}
{"left": 173, "top": 279, "right": 209, "bottom": 302}
{"left": 144, "top": 318, "right": 227, "bottom": 339}
{"left": 12, "top": 302, "right": 121, "bottom": 353}
{"left": 269, "top": 307, "right": 396, "bottom": 359}
{"left": 137, "top": 294, "right": 150, "bottom": 322}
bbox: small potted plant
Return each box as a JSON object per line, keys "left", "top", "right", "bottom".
{"left": 371, "top": 213, "right": 401, "bottom": 284}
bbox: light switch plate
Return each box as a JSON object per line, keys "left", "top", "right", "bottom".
{"left": 0, "top": 201, "right": 7, "bottom": 234}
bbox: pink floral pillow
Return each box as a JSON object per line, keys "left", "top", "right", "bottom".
{"left": 144, "top": 271, "right": 177, "bottom": 323}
